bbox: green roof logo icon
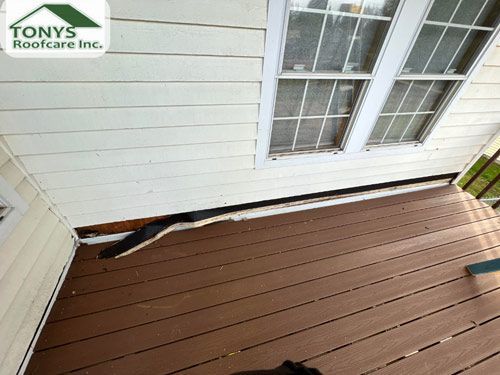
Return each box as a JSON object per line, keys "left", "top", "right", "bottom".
{"left": 10, "top": 4, "right": 101, "bottom": 28}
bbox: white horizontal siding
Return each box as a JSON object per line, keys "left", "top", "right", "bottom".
{"left": 443, "top": 111, "right": 500, "bottom": 125}
{"left": 20, "top": 141, "right": 256, "bottom": 173}
{"left": 68, "top": 163, "right": 466, "bottom": 227}
{"left": 108, "top": 0, "right": 267, "bottom": 29}
{"left": 0, "top": 82, "right": 260, "bottom": 110}
{"left": 461, "top": 84, "right": 500, "bottom": 99}
{"left": 45, "top": 145, "right": 483, "bottom": 205}
{"left": 0, "top": 0, "right": 498, "bottom": 230}
{"left": 484, "top": 137, "right": 500, "bottom": 158}
{"left": 0, "top": 104, "right": 259, "bottom": 133}
{"left": 474, "top": 66, "right": 500, "bottom": 83}
{"left": 58, "top": 156, "right": 470, "bottom": 217}
{"left": 0, "top": 146, "right": 74, "bottom": 374}
{"left": 5, "top": 124, "right": 257, "bottom": 155}
{"left": 109, "top": 20, "right": 265, "bottom": 56}
{"left": 34, "top": 156, "right": 256, "bottom": 189}
{"left": 0, "top": 54, "right": 262, "bottom": 82}
{"left": 0, "top": 231, "right": 73, "bottom": 373}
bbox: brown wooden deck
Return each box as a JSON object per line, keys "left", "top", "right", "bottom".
{"left": 26, "top": 185, "right": 500, "bottom": 374}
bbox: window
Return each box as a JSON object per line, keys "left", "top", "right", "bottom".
{"left": 257, "top": 0, "right": 500, "bottom": 167}
{"left": 367, "top": 0, "right": 500, "bottom": 146}
{"left": 0, "top": 176, "right": 28, "bottom": 245}
{"left": 269, "top": 0, "right": 400, "bottom": 156}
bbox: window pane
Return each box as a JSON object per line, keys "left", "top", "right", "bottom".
{"left": 401, "top": 114, "right": 433, "bottom": 142}
{"left": 318, "top": 117, "right": 347, "bottom": 148}
{"left": 286, "top": 1, "right": 400, "bottom": 74}
{"left": 282, "top": 11, "right": 323, "bottom": 72}
{"left": 346, "top": 18, "right": 391, "bottom": 72}
{"left": 295, "top": 119, "right": 324, "bottom": 150}
{"left": 427, "top": 0, "right": 460, "bottom": 22}
{"left": 380, "top": 80, "right": 411, "bottom": 113}
{"left": 367, "top": 116, "right": 392, "bottom": 144}
{"left": 302, "top": 80, "right": 335, "bottom": 116}
{"left": 274, "top": 80, "right": 306, "bottom": 118}
{"left": 452, "top": 0, "right": 490, "bottom": 26}
{"left": 291, "top": 0, "right": 328, "bottom": 9}
{"left": 329, "top": 80, "right": 361, "bottom": 115}
{"left": 327, "top": 0, "right": 399, "bottom": 17}
{"left": 363, "top": 0, "right": 399, "bottom": 17}
{"left": 419, "top": 81, "right": 449, "bottom": 111}
{"left": 382, "top": 115, "right": 414, "bottom": 143}
{"left": 425, "top": 27, "right": 468, "bottom": 74}
{"left": 315, "top": 14, "right": 358, "bottom": 72}
{"left": 474, "top": 0, "right": 500, "bottom": 27}
{"left": 367, "top": 80, "right": 454, "bottom": 145}
{"left": 402, "top": 0, "right": 499, "bottom": 75}
{"left": 403, "top": 24, "right": 444, "bottom": 74}
{"left": 270, "top": 120, "right": 297, "bottom": 154}
{"left": 399, "top": 81, "right": 433, "bottom": 113}
{"left": 447, "top": 30, "right": 488, "bottom": 73}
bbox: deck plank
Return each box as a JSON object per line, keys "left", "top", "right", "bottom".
{"left": 36, "top": 230, "right": 500, "bottom": 350}
{"left": 373, "top": 317, "right": 500, "bottom": 375}
{"left": 61, "top": 192, "right": 477, "bottom": 294}
{"left": 461, "top": 353, "right": 500, "bottom": 374}
{"left": 26, "top": 186, "right": 500, "bottom": 375}
{"left": 30, "top": 251, "right": 500, "bottom": 374}
{"left": 48, "top": 206, "right": 497, "bottom": 321}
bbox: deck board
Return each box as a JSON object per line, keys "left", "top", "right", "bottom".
{"left": 26, "top": 185, "right": 500, "bottom": 374}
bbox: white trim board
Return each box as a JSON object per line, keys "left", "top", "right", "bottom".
{"left": 80, "top": 231, "right": 133, "bottom": 245}
{"left": 78, "top": 181, "right": 452, "bottom": 245}
{"left": 233, "top": 181, "right": 451, "bottom": 220}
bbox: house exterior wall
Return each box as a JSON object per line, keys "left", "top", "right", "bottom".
{"left": 0, "top": 0, "right": 499, "bottom": 227}
{"left": 0, "top": 144, "right": 75, "bottom": 374}
{"left": 484, "top": 137, "right": 500, "bottom": 158}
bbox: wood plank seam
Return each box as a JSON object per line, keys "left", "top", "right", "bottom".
{"left": 40, "top": 230, "right": 500, "bottom": 351}
{"left": 46, "top": 214, "right": 499, "bottom": 324}
{"left": 30, "top": 250, "right": 500, "bottom": 373}
{"left": 58, "top": 205, "right": 494, "bottom": 301}
{"left": 35, "top": 234, "right": 500, "bottom": 352}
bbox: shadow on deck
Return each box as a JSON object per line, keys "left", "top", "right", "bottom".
{"left": 26, "top": 185, "right": 500, "bottom": 374}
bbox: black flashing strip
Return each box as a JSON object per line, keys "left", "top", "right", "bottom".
{"left": 97, "top": 173, "right": 458, "bottom": 259}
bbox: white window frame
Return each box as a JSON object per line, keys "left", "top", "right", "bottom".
{"left": 0, "top": 175, "right": 29, "bottom": 246}
{"left": 256, "top": 0, "right": 500, "bottom": 168}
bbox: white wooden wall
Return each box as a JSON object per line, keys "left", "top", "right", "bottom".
{"left": 484, "top": 136, "right": 500, "bottom": 158}
{"left": 0, "top": 145, "right": 75, "bottom": 374}
{"left": 0, "top": 0, "right": 499, "bottom": 228}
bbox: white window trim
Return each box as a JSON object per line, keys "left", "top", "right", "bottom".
{"left": 0, "top": 175, "right": 29, "bottom": 246}
{"left": 256, "top": 0, "right": 500, "bottom": 169}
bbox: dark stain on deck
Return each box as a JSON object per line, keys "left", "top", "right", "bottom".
{"left": 26, "top": 185, "right": 500, "bottom": 374}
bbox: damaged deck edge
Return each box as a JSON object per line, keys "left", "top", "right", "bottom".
{"left": 98, "top": 180, "right": 452, "bottom": 258}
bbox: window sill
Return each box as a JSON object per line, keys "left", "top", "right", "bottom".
{"left": 255, "top": 142, "right": 425, "bottom": 169}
